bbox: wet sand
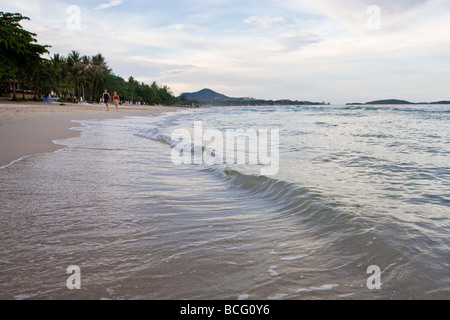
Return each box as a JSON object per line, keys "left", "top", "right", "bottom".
{"left": 0, "top": 101, "right": 182, "bottom": 167}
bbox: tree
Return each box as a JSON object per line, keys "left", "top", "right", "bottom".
{"left": 105, "top": 73, "right": 127, "bottom": 100}
{"left": 36, "top": 58, "right": 57, "bottom": 98}
{"left": 49, "top": 53, "right": 66, "bottom": 97}
{"left": 127, "top": 76, "right": 138, "bottom": 104}
{"left": 66, "top": 50, "right": 85, "bottom": 101}
{"left": 1, "top": 11, "right": 179, "bottom": 105}
{"left": 0, "top": 12, "right": 49, "bottom": 100}
{"left": 88, "top": 53, "right": 111, "bottom": 101}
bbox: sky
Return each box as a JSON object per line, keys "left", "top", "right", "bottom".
{"left": 1, "top": 0, "right": 450, "bottom": 103}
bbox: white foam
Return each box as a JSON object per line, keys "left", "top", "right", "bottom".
{"left": 120, "top": 239, "right": 139, "bottom": 244}
{"left": 106, "top": 288, "right": 116, "bottom": 296}
{"left": 310, "top": 284, "right": 339, "bottom": 291}
{"left": 0, "top": 155, "right": 31, "bottom": 170}
{"left": 268, "top": 266, "right": 279, "bottom": 276}
{"left": 268, "top": 294, "right": 288, "bottom": 300}
{"left": 268, "top": 270, "right": 279, "bottom": 276}
{"left": 269, "top": 250, "right": 278, "bottom": 255}
{"left": 280, "top": 256, "right": 304, "bottom": 261}
{"left": 238, "top": 294, "right": 249, "bottom": 301}
{"left": 0, "top": 142, "right": 74, "bottom": 170}
{"left": 295, "top": 288, "right": 307, "bottom": 293}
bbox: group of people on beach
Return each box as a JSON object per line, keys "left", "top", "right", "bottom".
{"left": 101, "top": 90, "right": 120, "bottom": 112}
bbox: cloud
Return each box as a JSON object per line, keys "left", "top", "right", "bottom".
{"left": 241, "top": 15, "right": 321, "bottom": 51}
{"left": 2, "top": 0, "right": 450, "bottom": 102}
{"left": 94, "top": 0, "right": 123, "bottom": 11}
{"left": 166, "top": 24, "right": 208, "bottom": 32}
{"left": 243, "top": 16, "right": 286, "bottom": 29}
{"left": 283, "top": 0, "right": 447, "bottom": 34}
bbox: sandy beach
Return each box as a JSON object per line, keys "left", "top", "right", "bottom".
{"left": 0, "top": 100, "right": 181, "bottom": 167}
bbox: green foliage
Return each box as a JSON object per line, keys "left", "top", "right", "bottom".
{"left": 43, "top": 51, "right": 178, "bottom": 105}
{"left": 0, "top": 11, "right": 49, "bottom": 99}
{"left": 104, "top": 74, "right": 127, "bottom": 100}
{"left": 0, "top": 11, "right": 178, "bottom": 105}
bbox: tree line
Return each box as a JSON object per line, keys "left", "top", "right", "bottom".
{"left": 0, "top": 12, "right": 179, "bottom": 105}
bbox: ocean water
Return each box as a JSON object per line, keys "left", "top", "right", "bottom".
{"left": 0, "top": 104, "right": 449, "bottom": 300}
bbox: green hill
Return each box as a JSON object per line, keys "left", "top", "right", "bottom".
{"left": 365, "top": 99, "right": 412, "bottom": 105}
{"left": 180, "top": 88, "right": 327, "bottom": 106}
{"left": 182, "top": 89, "right": 231, "bottom": 103}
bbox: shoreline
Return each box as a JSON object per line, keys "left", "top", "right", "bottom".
{"left": 0, "top": 101, "right": 183, "bottom": 167}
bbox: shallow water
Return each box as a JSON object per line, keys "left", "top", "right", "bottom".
{"left": 0, "top": 105, "right": 449, "bottom": 300}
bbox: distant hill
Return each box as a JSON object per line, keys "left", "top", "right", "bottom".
{"left": 431, "top": 101, "right": 450, "bottom": 104}
{"left": 182, "top": 89, "right": 231, "bottom": 103}
{"left": 180, "top": 88, "right": 327, "bottom": 106}
{"left": 347, "top": 99, "right": 450, "bottom": 105}
{"left": 365, "top": 99, "right": 412, "bottom": 105}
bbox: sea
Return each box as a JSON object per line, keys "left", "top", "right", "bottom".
{"left": 0, "top": 104, "right": 449, "bottom": 300}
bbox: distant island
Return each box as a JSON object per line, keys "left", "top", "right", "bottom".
{"left": 180, "top": 89, "right": 329, "bottom": 106}
{"left": 180, "top": 93, "right": 450, "bottom": 107}
{"left": 347, "top": 99, "right": 450, "bottom": 105}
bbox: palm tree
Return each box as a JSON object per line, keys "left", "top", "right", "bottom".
{"left": 66, "top": 50, "right": 85, "bottom": 101}
{"left": 80, "top": 55, "right": 91, "bottom": 101}
{"left": 127, "top": 76, "right": 138, "bottom": 104}
{"left": 89, "top": 53, "right": 110, "bottom": 101}
{"left": 50, "top": 53, "right": 65, "bottom": 97}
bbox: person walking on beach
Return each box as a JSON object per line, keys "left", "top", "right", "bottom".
{"left": 113, "top": 91, "right": 120, "bottom": 112}
{"left": 102, "top": 89, "right": 110, "bottom": 111}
